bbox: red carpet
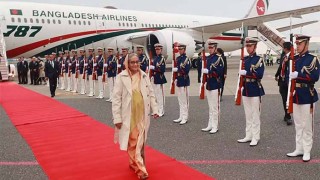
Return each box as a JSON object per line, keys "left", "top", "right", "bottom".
{"left": 0, "top": 82, "right": 213, "bottom": 180}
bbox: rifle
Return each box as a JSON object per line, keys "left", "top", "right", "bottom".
{"left": 148, "top": 35, "right": 153, "bottom": 79}
{"left": 68, "top": 56, "right": 71, "bottom": 78}
{"left": 82, "top": 43, "right": 87, "bottom": 80}
{"left": 235, "top": 23, "right": 245, "bottom": 105}
{"left": 199, "top": 28, "right": 207, "bottom": 99}
{"left": 75, "top": 55, "right": 79, "bottom": 79}
{"left": 60, "top": 47, "right": 64, "bottom": 77}
{"left": 116, "top": 40, "right": 121, "bottom": 74}
{"left": 102, "top": 47, "right": 107, "bottom": 83}
{"left": 92, "top": 42, "right": 97, "bottom": 80}
{"left": 287, "top": 33, "right": 295, "bottom": 113}
{"left": 170, "top": 39, "right": 178, "bottom": 94}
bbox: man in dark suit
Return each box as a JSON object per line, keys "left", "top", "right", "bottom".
{"left": 21, "top": 57, "right": 29, "bottom": 84}
{"left": 45, "top": 55, "right": 60, "bottom": 97}
{"left": 275, "top": 42, "right": 292, "bottom": 125}
{"left": 17, "top": 57, "right": 23, "bottom": 84}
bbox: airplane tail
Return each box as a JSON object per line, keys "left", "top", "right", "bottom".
{"left": 244, "top": 0, "right": 269, "bottom": 18}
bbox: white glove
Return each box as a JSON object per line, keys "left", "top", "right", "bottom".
{"left": 172, "top": 67, "right": 178, "bottom": 72}
{"left": 68, "top": 63, "right": 72, "bottom": 66}
{"left": 104, "top": 64, "right": 108, "bottom": 67}
{"left": 62, "top": 64, "right": 65, "bottom": 67}
{"left": 117, "top": 64, "right": 121, "bottom": 68}
{"left": 202, "top": 68, "right": 208, "bottom": 74}
{"left": 239, "top": 70, "right": 247, "bottom": 76}
{"left": 76, "top": 64, "right": 79, "bottom": 67}
{"left": 150, "top": 65, "right": 155, "bottom": 70}
{"left": 93, "top": 63, "right": 97, "bottom": 66}
{"left": 84, "top": 63, "right": 88, "bottom": 66}
{"left": 289, "top": 71, "right": 298, "bottom": 79}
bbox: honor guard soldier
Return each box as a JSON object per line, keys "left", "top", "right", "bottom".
{"left": 58, "top": 51, "right": 65, "bottom": 90}
{"left": 136, "top": 45, "right": 149, "bottom": 72}
{"left": 71, "top": 49, "right": 78, "bottom": 93}
{"left": 150, "top": 43, "right": 167, "bottom": 117}
{"left": 106, "top": 47, "right": 117, "bottom": 102}
{"left": 237, "top": 37, "right": 265, "bottom": 146}
{"left": 287, "top": 35, "right": 319, "bottom": 162}
{"left": 118, "top": 47, "right": 128, "bottom": 73}
{"left": 95, "top": 47, "right": 105, "bottom": 99}
{"left": 78, "top": 49, "right": 86, "bottom": 95}
{"left": 65, "top": 50, "right": 72, "bottom": 91}
{"left": 87, "top": 48, "right": 95, "bottom": 97}
{"left": 172, "top": 43, "right": 191, "bottom": 125}
{"left": 275, "top": 42, "right": 292, "bottom": 125}
{"left": 201, "top": 41, "right": 224, "bottom": 133}
{"left": 29, "top": 57, "right": 39, "bottom": 85}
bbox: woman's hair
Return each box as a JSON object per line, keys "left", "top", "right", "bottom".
{"left": 217, "top": 48, "right": 224, "bottom": 56}
{"left": 128, "top": 53, "right": 139, "bottom": 62}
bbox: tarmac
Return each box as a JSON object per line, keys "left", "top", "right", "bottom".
{"left": 1, "top": 57, "right": 320, "bottom": 180}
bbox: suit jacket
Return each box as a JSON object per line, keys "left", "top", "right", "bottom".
{"left": 45, "top": 60, "right": 59, "bottom": 79}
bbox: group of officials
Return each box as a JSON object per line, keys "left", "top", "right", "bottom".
{"left": 16, "top": 34, "right": 319, "bottom": 163}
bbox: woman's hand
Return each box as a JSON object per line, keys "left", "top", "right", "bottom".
{"left": 115, "top": 123, "right": 122, "bottom": 129}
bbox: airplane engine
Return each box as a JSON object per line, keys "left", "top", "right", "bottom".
{"left": 146, "top": 29, "right": 196, "bottom": 60}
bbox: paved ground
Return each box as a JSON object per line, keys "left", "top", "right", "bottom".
{"left": 1, "top": 57, "right": 320, "bottom": 179}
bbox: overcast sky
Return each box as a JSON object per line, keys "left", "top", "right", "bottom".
{"left": 2, "top": 0, "right": 320, "bottom": 37}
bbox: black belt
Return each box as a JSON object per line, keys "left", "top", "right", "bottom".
{"left": 295, "top": 83, "right": 311, "bottom": 88}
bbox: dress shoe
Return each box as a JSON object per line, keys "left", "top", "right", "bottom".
{"left": 51, "top": 94, "right": 55, "bottom": 98}
{"left": 237, "top": 138, "right": 252, "bottom": 143}
{"left": 201, "top": 127, "right": 212, "bottom": 132}
{"left": 88, "top": 93, "right": 94, "bottom": 97}
{"left": 287, "top": 151, "right": 304, "bottom": 157}
{"left": 179, "top": 119, "right": 187, "bottom": 125}
{"left": 287, "top": 119, "right": 293, "bottom": 126}
{"left": 71, "top": 90, "right": 77, "bottom": 93}
{"left": 159, "top": 113, "right": 164, "bottom": 117}
{"left": 249, "top": 139, "right": 259, "bottom": 146}
{"left": 303, "top": 153, "right": 311, "bottom": 162}
{"left": 173, "top": 118, "right": 182, "bottom": 123}
{"left": 209, "top": 129, "right": 218, "bottom": 134}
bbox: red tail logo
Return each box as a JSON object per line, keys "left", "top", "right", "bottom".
{"left": 256, "top": 0, "right": 265, "bottom": 15}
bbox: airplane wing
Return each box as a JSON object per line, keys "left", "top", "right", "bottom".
{"left": 276, "top": 20, "right": 319, "bottom": 32}
{"left": 192, "top": 5, "right": 320, "bottom": 33}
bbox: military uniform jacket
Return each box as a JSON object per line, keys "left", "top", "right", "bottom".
{"left": 176, "top": 54, "right": 190, "bottom": 87}
{"left": 119, "top": 56, "right": 126, "bottom": 71}
{"left": 65, "top": 56, "right": 71, "bottom": 73}
{"left": 71, "top": 56, "right": 77, "bottom": 74}
{"left": 153, "top": 54, "right": 167, "bottom": 84}
{"left": 107, "top": 55, "right": 117, "bottom": 77}
{"left": 206, "top": 54, "right": 224, "bottom": 90}
{"left": 58, "top": 57, "right": 64, "bottom": 75}
{"left": 78, "top": 56, "right": 85, "bottom": 74}
{"left": 96, "top": 55, "right": 104, "bottom": 76}
{"left": 139, "top": 54, "right": 149, "bottom": 72}
{"left": 86, "top": 55, "right": 94, "bottom": 75}
{"left": 242, "top": 53, "right": 265, "bottom": 97}
{"left": 293, "top": 51, "right": 319, "bottom": 104}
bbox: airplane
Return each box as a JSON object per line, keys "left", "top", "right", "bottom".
{"left": 0, "top": 0, "right": 319, "bottom": 61}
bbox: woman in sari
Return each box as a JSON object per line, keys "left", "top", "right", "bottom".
{"left": 112, "top": 53, "right": 159, "bottom": 179}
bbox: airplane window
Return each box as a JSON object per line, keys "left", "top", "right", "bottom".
{"left": 130, "top": 23, "right": 132, "bottom": 27}
{"left": 53, "top": 19, "right": 56, "bottom": 24}
{"left": 17, "top": 18, "right": 21, "bottom": 23}
{"left": 30, "top": 18, "right": 33, "bottom": 23}
{"left": 134, "top": 23, "right": 136, "bottom": 27}
{"left": 83, "top": 21, "right": 86, "bottom": 25}
{"left": 122, "top": 22, "right": 125, "bottom": 27}
{"left": 119, "top": 22, "right": 121, "bottom": 26}
{"left": 159, "top": 24, "right": 161, "bottom": 27}
{"left": 47, "top": 19, "right": 50, "bottom": 24}
{"left": 141, "top": 24, "right": 144, "bottom": 27}
{"left": 11, "top": 17, "right": 15, "bottom": 23}
{"left": 155, "top": 24, "right": 158, "bottom": 27}
{"left": 58, "top": 20, "right": 61, "bottom": 24}
{"left": 88, "top": 21, "right": 91, "bottom": 25}
{"left": 126, "top": 23, "right": 129, "bottom": 27}
{"left": 68, "top": 20, "right": 71, "bottom": 25}
{"left": 152, "top": 24, "right": 154, "bottom": 27}
{"left": 149, "top": 24, "right": 151, "bottom": 28}
{"left": 24, "top": 18, "right": 27, "bottom": 23}
{"left": 79, "top": 20, "right": 81, "bottom": 25}
{"left": 73, "top": 20, "right": 76, "bottom": 25}
{"left": 36, "top": 19, "right": 39, "bottom": 23}
{"left": 42, "top": 19, "right": 45, "bottom": 24}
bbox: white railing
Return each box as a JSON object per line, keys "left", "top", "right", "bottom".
{"left": 0, "top": 22, "right": 9, "bottom": 81}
